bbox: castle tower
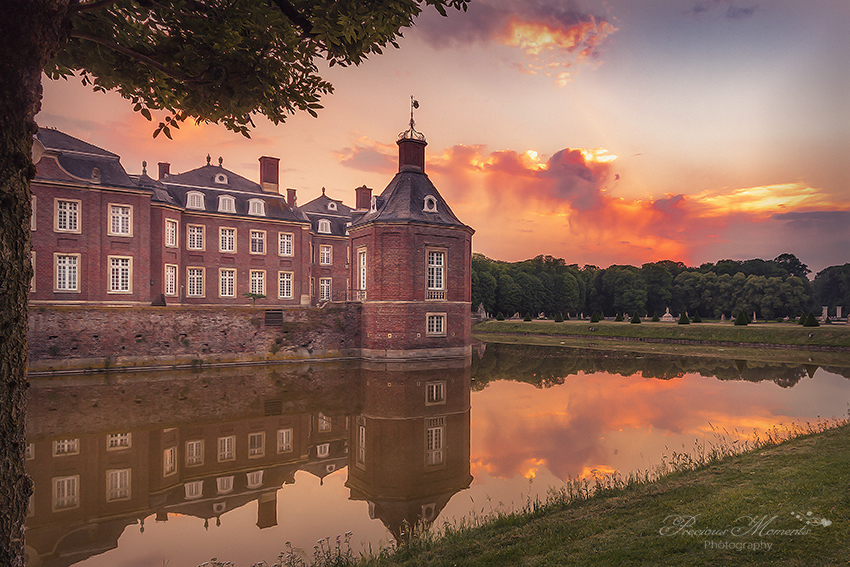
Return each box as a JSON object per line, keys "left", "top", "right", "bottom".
{"left": 349, "top": 108, "right": 474, "bottom": 359}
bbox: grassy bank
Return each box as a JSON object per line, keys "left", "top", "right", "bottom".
{"left": 473, "top": 320, "right": 850, "bottom": 367}
{"left": 365, "top": 421, "right": 850, "bottom": 567}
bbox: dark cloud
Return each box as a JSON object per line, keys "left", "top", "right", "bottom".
{"left": 689, "top": 1, "right": 758, "bottom": 19}
{"left": 773, "top": 210, "right": 850, "bottom": 231}
{"left": 541, "top": 148, "right": 610, "bottom": 211}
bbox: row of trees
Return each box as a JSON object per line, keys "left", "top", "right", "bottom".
{"left": 472, "top": 253, "right": 850, "bottom": 320}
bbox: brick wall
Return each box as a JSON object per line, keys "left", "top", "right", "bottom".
{"left": 28, "top": 304, "right": 362, "bottom": 373}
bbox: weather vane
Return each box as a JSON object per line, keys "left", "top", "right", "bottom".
{"left": 399, "top": 96, "right": 425, "bottom": 141}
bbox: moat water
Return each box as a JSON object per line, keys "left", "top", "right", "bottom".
{"left": 25, "top": 343, "right": 850, "bottom": 567}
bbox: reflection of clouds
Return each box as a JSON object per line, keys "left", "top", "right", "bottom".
{"left": 470, "top": 372, "right": 842, "bottom": 482}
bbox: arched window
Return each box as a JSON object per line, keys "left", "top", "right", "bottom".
{"left": 218, "top": 195, "right": 236, "bottom": 213}
{"left": 186, "top": 191, "right": 205, "bottom": 210}
{"left": 317, "top": 219, "right": 331, "bottom": 234}
{"left": 423, "top": 195, "right": 438, "bottom": 213}
{"left": 248, "top": 198, "right": 265, "bottom": 216}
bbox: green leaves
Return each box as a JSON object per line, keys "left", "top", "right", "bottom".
{"left": 47, "top": 0, "right": 469, "bottom": 136}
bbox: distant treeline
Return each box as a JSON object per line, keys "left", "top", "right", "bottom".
{"left": 471, "top": 253, "right": 850, "bottom": 320}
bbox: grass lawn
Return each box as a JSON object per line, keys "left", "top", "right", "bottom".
{"left": 363, "top": 423, "right": 850, "bottom": 567}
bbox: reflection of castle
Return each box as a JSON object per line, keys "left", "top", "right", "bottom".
{"left": 25, "top": 360, "right": 472, "bottom": 565}
{"left": 347, "top": 361, "right": 472, "bottom": 541}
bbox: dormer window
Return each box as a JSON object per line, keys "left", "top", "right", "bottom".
{"left": 327, "top": 202, "right": 337, "bottom": 211}
{"left": 248, "top": 198, "right": 265, "bottom": 216}
{"left": 318, "top": 219, "right": 331, "bottom": 234}
{"left": 91, "top": 167, "right": 101, "bottom": 184}
{"left": 214, "top": 173, "right": 228, "bottom": 185}
{"left": 186, "top": 191, "right": 205, "bottom": 210}
{"left": 218, "top": 195, "right": 236, "bottom": 213}
{"left": 423, "top": 195, "right": 438, "bottom": 213}
{"left": 370, "top": 196, "right": 378, "bottom": 213}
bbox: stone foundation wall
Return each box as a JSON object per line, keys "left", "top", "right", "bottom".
{"left": 27, "top": 303, "right": 362, "bottom": 374}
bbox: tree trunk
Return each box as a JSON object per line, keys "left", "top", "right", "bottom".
{"left": 0, "top": 2, "right": 66, "bottom": 564}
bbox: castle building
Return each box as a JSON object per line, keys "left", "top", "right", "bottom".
{"left": 29, "top": 116, "right": 472, "bottom": 359}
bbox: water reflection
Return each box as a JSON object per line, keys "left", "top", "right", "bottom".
{"left": 25, "top": 346, "right": 850, "bottom": 566}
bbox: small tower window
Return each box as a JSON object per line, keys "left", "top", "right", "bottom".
{"left": 318, "top": 219, "right": 331, "bottom": 234}
{"left": 327, "top": 202, "right": 337, "bottom": 211}
{"left": 248, "top": 198, "right": 266, "bottom": 216}
{"left": 218, "top": 195, "right": 236, "bottom": 213}
{"left": 423, "top": 195, "right": 438, "bottom": 213}
{"left": 186, "top": 192, "right": 205, "bottom": 210}
{"left": 214, "top": 173, "right": 228, "bottom": 185}
{"left": 370, "top": 196, "right": 378, "bottom": 213}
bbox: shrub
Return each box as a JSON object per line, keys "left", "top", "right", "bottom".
{"left": 651, "top": 311, "right": 660, "bottom": 322}
{"left": 615, "top": 312, "right": 624, "bottom": 322}
{"left": 563, "top": 313, "right": 570, "bottom": 321}
{"left": 678, "top": 312, "right": 690, "bottom": 325}
{"left": 798, "top": 313, "right": 807, "bottom": 325}
{"left": 803, "top": 312, "right": 820, "bottom": 327}
{"left": 691, "top": 311, "right": 702, "bottom": 323}
{"left": 734, "top": 310, "right": 749, "bottom": 326}
{"left": 554, "top": 312, "right": 564, "bottom": 322}
{"left": 496, "top": 312, "right": 505, "bottom": 321}
{"left": 630, "top": 312, "right": 641, "bottom": 324}
{"left": 823, "top": 316, "right": 833, "bottom": 325}
{"left": 590, "top": 311, "right": 601, "bottom": 323}
{"left": 524, "top": 313, "right": 532, "bottom": 322}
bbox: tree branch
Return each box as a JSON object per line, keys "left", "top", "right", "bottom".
{"left": 266, "top": 0, "right": 317, "bottom": 39}
{"left": 73, "top": 0, "right": 121, "bottom": 13}
{"left": 70, "top": 30, "right": 195, "bottom": 82}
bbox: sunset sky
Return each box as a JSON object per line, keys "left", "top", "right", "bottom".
{"left": 37, "top": 0, "right": 850, "bottom": 274}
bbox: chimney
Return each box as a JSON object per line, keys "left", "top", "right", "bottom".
{"left": 157, "top": 162, "right": 170, "bottom": 179}
{"left": 258, "top": 156, "right": 280, "bottom": 193}
{"left": 397, "top": 137, "right": 427, "bottom": 173}
{"left": 355, "top": 185, "right": 372, "bottom": 210}
{"left": 286, "top": 188, "right": 297, "bottom": 208}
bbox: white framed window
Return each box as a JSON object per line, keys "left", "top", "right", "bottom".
{"left": 164, "top": 264, "right": 178, "bottom": 296}
{"left": 216, "top": 475, "right": 234, "bottom": 494}
{"left": 53, "top": 438, "right": 79, "bottom": 456}
{"left": 247, "top": 470, "right": 264, "bottom": 489}
{"left": 423, "top": 195, "right": 438, "bottom": 212}
{"left": 248, "top": 198, "right": 265, "bottom": 216}
{"left": 26, "top": 443, "right": 35, "bottom": 461}
{"left": 249, "top": 432, "right": 265, "bottom": 457}
{"left": 163, "top": 447, "right": 176, "bottom": 476}
{"left": 426, "top": 313, "right": 447, "bottom": 337}
{"left": 187, "top": 267, "right": 204, "bottom": 297}
{"left": 426, "top": 417, "right": 445, "bottom": 466}
{"left": 318, "top": 412, "right": 331, "bottom": 432}
{"left": 426, "top": 381, "right": 446, "bottom": 405}
{"left": 250, "top": 270, "right": 265, "bottom": 296}
{"left": 184, "top": 480, "right": 203, "bottom": 499}
{"left": 53, "top": 475, "right": 80, "bottom": 511}
{"left": 54, "top": 254, "right": 80, "bottom": 292}
{"left": 219, "top": 268, "right": 236, "bottom": 297}
{"left": 218, "top": 435, "right": 235, "bottom": 462}
{"left": 214, "top": 173, "right": 228, "bottom": 185}
{"left": 219, "top": 227, "right": 236, "bottom": 253}
{"left": 278, "top": 232, "right": 293, "bottom": 256}
{"left": 357, "top": 424, "right": 366, "bottom": 467}
{"left": 358, "top": 249, "right": 367, "bottom": 291}
{"left": 106, "top": 469, "right": 131, "bottom": 501}
{"left": 54, "top": 199, "right": 81, "bottom": 233}
{"left": 319, "top": 245, "right": 332, "bottom": 265}
{"left": 327, "top": 201, "right": 337, "bottom": 211}
{"left": 186, "top": 440, "right": 204, "bottom": 466}
{"left": 277, "top": 428, "right": 293, "bottom": 453}
{"left": 317, "top": 219, "right": 331, "bottom": 234}
{"left": 106, "top": 433, "right": 131, "bottom": 450}
{"left": 108, "top": 204, "right": 132, "bottom": 236}
{"left": 187, "top": 224, "right": 205, "bottom": 250}
{"left": 250, "top": 230, "right": 266, "bottom": 254}
{"left": 218, "top": 195, "right": 236, "bottom": 212}
{"left": 319, "top": 278, "right": 331, "bottom": 302}
{"left": 278, "top": 272, "right": 293, "bottom": 299}
{"left": 316, "top": 443, "right": 330, "bottom": 459}
{"left": 186, "top": 191, "right": 205, "bottom": 210}
{"left": 428, "top": 251, "right": 445, "bottom": 291}
{"left": 108, "top": 256, "right": 132, "bottom": 294}
{"left": 165, "top": 218, "right": 178, "bottom": 247}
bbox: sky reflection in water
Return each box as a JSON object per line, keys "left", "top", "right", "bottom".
{"left": 25, "top": 344, "right": 850, "bottom": 567}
